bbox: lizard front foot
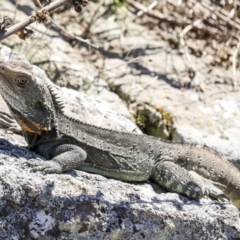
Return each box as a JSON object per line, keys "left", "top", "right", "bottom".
{"left": 0, "top": 112, "right": 22, "bottom": 134}
{"left": 24, "top": 159, "right": 63, "bottom": 174}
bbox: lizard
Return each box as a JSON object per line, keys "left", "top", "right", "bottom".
{"left": 0, "top": 59, "right": 239, "bottom": 208}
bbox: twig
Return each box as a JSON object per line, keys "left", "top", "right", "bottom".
{"left": 49, "top": 17, "right": 98, "bottom": 48}
{"left": 32, "top": 0, "right": 42, "bottom": 8}
{"left": 102, "top": 57, "right": 140, "bottom": 73}
{"left": 0, "top": 0, "right": 71, "bottom": 41}
{"left": 28, "top": 27, "right": 50, "bottom": 61}
{"left": 136, "top": 1, "right": 158, "bottom": 17}
{"left": 81, "top": 0, "right": 105, "bottom": 39}
{"left": 127, "top": 0, "right": 190, "bottom": 25}
{"left": 31, "top": 0, "right": 96, "bottom": 47}
{"left": 13, "top": 0, "right": 19, "bottom": 22}
{"left": 232, "top": 38, "right": 240, "bottom": 88}
{"left": 198, "top": 0, "right": 240, "bottom": 31}
{"left": 180, "top": 19, "right": 203, "bottom": 46}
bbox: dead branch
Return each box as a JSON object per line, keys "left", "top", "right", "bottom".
{"left": 0, "top": 0, "right": 71, "bottom": 41}
{"left": 126, "top": 0, "right": 240, "bottom": 70}
{"left": 232, "top": 38, "right": 240, "bottom": 88}
{"left": 127, "top": 0, "right": 190, "bottom": 25}
{"left": 30, "top": 0, "right": 96, "bottom": 47}
{"left": 49, "top": 17, "right": 98, "bottom": 48}
{"left": 81, "top": 0, "right": 105, "bottom": 39}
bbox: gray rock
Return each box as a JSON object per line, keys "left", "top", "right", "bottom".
{"left": 0, "top": 128, "right": 239, "bottom": 239}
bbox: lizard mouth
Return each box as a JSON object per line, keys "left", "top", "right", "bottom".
{"left": 15, "top": 116, "right": 52, "bottom": 135}
{"left": 9, "top": 106, "right": 53, "bottom": 135}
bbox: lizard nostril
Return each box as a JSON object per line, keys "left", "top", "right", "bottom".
{"left": 35, "top": 101, "right": 42, "bottom": 109}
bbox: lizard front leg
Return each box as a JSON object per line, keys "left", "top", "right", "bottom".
{"left": 25, "top": 143, "right": 87, "bottom": 174}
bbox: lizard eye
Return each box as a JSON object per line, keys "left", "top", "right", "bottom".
{"left": 15, "top": 76, "right": 29, "bottom": 87}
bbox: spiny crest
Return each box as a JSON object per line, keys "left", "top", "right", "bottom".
{"left": 46, "top": 84, "right": 175, "bottom": 142}
{"left": 47, "top": 83, "right": 65, "bottom": 111}
{"left": 46, "top": 82, "right": 144, "bottom": 138}
{"left": 202, "top": 144, "right": 228, "bottom": 161}
{"left": 59, "top": 106, "right": 153, "bottom": 139}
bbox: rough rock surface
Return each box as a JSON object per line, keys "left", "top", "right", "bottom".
{"left": 0, "top": 128, "right": 240, "bottom": 240}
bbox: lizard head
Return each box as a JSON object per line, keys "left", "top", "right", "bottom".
{"left": 0, "top": 59, "right": 55, "bottom": 135}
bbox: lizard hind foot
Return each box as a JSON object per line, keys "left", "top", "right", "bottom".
{"left": 23, "top": 159, "right": 63, "bottom": 174}
{"left": 201, "top": 177, "right": 230, "bottom": 203}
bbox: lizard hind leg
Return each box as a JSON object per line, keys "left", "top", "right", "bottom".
{"left": 151, "top": 160, "right": 229, "bottom": 202}
{"left": 151, "top": 160, "right": 205, "bottom": 200}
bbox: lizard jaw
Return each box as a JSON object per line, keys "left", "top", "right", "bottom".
{"left": 11, "top": 112, "right": 52, "bottom": 135}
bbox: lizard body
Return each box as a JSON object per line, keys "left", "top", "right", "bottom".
{"left": 0, "top": 59, "right": 239, "bottom": 207}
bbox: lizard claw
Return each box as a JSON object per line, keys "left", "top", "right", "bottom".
{"left": 24, "top": 159, "right": 63, "bottom": 174}
{"left": 202, "top": 179, "right": 230, "bottom": 203}
{"left": 216, "top": 194, "right": 230, "bottom": 203}
{"left": 0, "top": 112, "right": 22, "bottom": 134}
